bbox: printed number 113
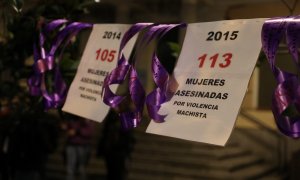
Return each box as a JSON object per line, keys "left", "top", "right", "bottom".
{"left": 198, "top": 53, "right": 232, "bottom": 68}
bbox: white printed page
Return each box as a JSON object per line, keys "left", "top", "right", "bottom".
{"left": 146, "top": 19, "right": 266, "bottom": 146}
{"left": 63, "top": 24, "right": 136, "bottom": 122}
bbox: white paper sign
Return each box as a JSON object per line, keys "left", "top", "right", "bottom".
{"left": 63, "top": 24, "right": 136, "bottom": 122}
{"left": 146, "top": 19, "right": 266, "bottom": 146}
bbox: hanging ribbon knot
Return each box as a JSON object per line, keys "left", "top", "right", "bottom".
{"left": 102, "top": 55, "right": 131, "bottom": 108}
{"left": 36, "top": 59, "right": 48, "bottom": 73}
{"left": 262, "top": 16, "right": 300, "bottom": 138}
{"left": 102, "top": 23, "right": 186, "bottom": 129}
{"left": 102, "top": 23, "right": 153, "bottom": 129}
{"left": 35, "top": 55, "right": 55, "bottom": 73}
{"left": 118, "top": 66, "right": 146, "bottom": 129}
{"left": 145, "top": 23, "right": 186, "bottom": 123}
{"left": 28, "top": 19, "right": 92, "bottom": 110}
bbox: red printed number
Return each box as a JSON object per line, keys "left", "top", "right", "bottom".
{"left": 96, "top": 49, "right": 116, "bottom": 62}
{"left": 198, "top": 53, "right": 232, "bottom": 68}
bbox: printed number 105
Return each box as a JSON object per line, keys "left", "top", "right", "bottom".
{"left": 95, "top": 48, "right": 116, "bottom": 62}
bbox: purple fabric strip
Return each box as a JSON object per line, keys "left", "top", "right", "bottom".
{"left": 28, "top": 20, "right": 68, "bottom": 97}
{"left": 145, "top": 23, "right": 186, "bottom": 123}
{"left": 262, "top": 17, "right": 300, "bottom": 138}
{"left": 102, "top": 23, "right": 186, "bottom": 129}
{"left": 102, "top": 55, "right": 130, "bottom": 108}
{"left": 118, "top": 67, "right": 145, "bottom": 128}
{"left": 119, "top": 111, "right": 141, "bottom": 129}
{"left": 49, "top": 22, "right": 92, "bottom": 56}
{"left": 44, "top": 19, "right": 68, "bottom": 33}
{"left": 28, "top": 20, "right": 92, "bottom": 109}
{"left": 119, "top": 23, "right": 154, "bottom": 58}
{"left": 42, "top": 22, "right": 92, "bottom": 109}
{"left": 102, "top": 23, "right": 153, "bottom": 129}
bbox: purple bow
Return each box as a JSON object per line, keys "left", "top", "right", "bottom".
{"left": 145, "top": 23, "right": 186, "bottom": 122}
{"left": 102, "top": 23, "right": 153, "bottom": 129}
{"left": 262, "top": 17, "right": 300, "bottom": 138}
{"left": 102, "top": 23, "right": 186, "bottom": 129}
{"left": 28, "top": 20, "right": 92, "bottom": 109}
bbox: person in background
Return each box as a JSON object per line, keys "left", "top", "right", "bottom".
{"left": 61, "top": 115, "right": 94, "bottom": 180}
{"left": 97, "top": 109, "right": 135, "bottom": 180}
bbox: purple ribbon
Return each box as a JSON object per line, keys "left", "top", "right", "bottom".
{"left": 102, "top": 23, "right": 186, "bottom": 129}
{"left": 102, "top": 23, "right": 153, "bottom": 129}
{"left": 28, "top": 20, "right": 92, "bottom": 109}
{"left": 262, "top": 17, "right": 300, "bottom": 138}
{"left": 28, "top": 20, "right": 68, "bottom": 97}
{"left": 145, "top": 23, "right": 186, "bottom": 122}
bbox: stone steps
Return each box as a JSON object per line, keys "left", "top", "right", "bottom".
{"left": 134, "top": 143, "right": 251, "bottom": 160}
{"left": 127, "top": 162, "right": 278, "bottom": 180}
{"left": 45, "top": 128, "right": 284, "bottom": 180}
{"left": 131, "top": 151, "right": 263, "bottom": 171}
